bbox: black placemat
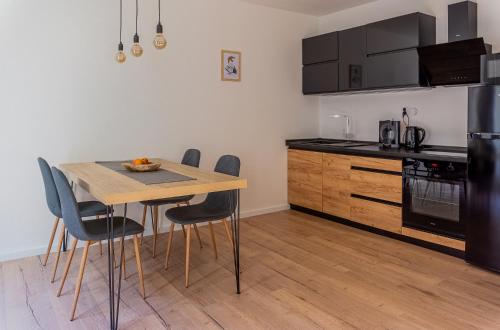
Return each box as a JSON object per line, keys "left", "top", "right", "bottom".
{"left": 96, "top": 161, "right": 195, "bottom": 185}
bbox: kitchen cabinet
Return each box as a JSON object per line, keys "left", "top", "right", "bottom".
{"left": 350, "top": 196, "right": 402, "bottom": 233}
{"left": 323, "top": 154, "right": 351, "bottom": 219}
{"left": 302, "top": 32, "right": 338, "bottom": 65}
{"left": 366, "top": 13, "right": 436, "bottom": 55}
{"left": 350, "top": 169, "right": 403, "bottom": 204}
{"left": 339, "top": 26, "right": 366, "bottom": 91}
{"left": 288, "top": 150, "right": 323, "bottom": 211}
{"left": 365, "top": 49, "right": 422, "bottom": 89}
{"left": 303, "top": 62, "right": 339, "bottom": 94}
{"left": 302, "top": 12, "right": 436, "bottom": 94}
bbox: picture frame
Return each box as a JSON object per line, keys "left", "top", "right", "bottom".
{"left": 221, "top": 50, "right": 241, "bottom": 82}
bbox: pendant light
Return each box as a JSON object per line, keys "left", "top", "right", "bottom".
{"left": 115, "top": 0, "right": 126, "bottom": 63}
{"left": 153, "top": 0, "right": 167, "bottom": 50}
{"left": 131, "top": 0, "right": 144, "bottom": 57}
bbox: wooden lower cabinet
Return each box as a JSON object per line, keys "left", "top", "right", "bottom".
{"left": 350, "top": 169, "right": 403, "bottom": 204}
{"left": 402, "top": 227, "right": 465, "bottom": 251}
{"left": 288, "top": 150, "right": 323, "bottom": 211}
{"left": 323, "top": 154, "right": 351, "bottom": 219}
{"left": 350, "top": 196, "right": 402, "bottom": 233}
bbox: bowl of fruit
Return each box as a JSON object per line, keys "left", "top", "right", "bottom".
{"left": 122, "top": 158, "right": 161, "bottom": 172}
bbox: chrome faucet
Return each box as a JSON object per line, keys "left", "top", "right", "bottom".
{"left": 329, "top": 114, "right": 352, "bottom": 140}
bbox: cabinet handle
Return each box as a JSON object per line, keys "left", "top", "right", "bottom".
{"left": 351, "top": 194, "right": 402, "bottom": 207}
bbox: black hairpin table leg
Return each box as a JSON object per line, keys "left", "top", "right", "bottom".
{"left": 230, "top": 189, "right": 241, "bottom": 294}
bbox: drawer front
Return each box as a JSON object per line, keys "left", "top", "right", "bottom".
{"left": 350, "top": 156, "right": 402, "bottom": 173}
{"left": 402, "top": 227, "right": 465, "bottom": 251}
{"left": 288, "top": 150, "right": 323, "bottom": 211}
{"left": 350, "top": 196, "right": 402, "bottom": 233}
{"left": 323, "top": 154, "right": 351, "bottom": 219}
{"left": 350, "top": 170, "right": 402, "bottom": 204}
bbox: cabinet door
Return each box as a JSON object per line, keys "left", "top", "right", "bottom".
{"left": 365, "top": 49, "right": 421, "bottom": 89}
{"left": 323, "top": 154, "right": 351, "bottom": 219}
{"left": 303, "top": 32, "right": 338, "bottom": 65}
{"left": 303, "top": 62, "right": 339, "bottom": 95}
{"left": 339, "top": 26, "right": 366, "bottom": 91}
{"left": 288, "top": 150, "right": 323, "bottom": 211}
{"left": 350, "top": 196, "right": 402, "bottom": 233}
{"left": 366, "top": 13, "right": 420, "bottom": 55}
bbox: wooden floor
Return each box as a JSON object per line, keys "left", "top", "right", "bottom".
{"left": 2, "top": 210, "right": 500, "bottom": 329}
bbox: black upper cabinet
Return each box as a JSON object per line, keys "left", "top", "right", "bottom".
{"left": 366, "top": 49, "right": 422, "bottom": 89}
{"left": 303, "top": 62, "right": 339, "bottom": 94}
{"left": 366, "top": 13, "right": 436, "bottom": 55}
{"left": 339, "top": 26, "right": 366, "bottom": 91}
{"left": 302, "top": 32, "right": 338, "bottom": 65}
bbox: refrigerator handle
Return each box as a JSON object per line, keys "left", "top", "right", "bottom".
{"left": 468, "top": 132, "right": 500, "bottom": 140}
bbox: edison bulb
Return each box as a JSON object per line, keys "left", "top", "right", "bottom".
{"left": 131, "top": 43, "right": 143, "bottom": 57}
{"left": 154, "top": 34, "right": 167, "bottom": 49}
{"left": 116, "top": 50, "right": 126, "bottom": 63}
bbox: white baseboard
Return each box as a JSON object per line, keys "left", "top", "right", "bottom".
{"left": 0, "top": 204, "right": 290, "bottom": 263}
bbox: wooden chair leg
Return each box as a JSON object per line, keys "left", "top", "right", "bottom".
{"left": 70, "top": 240, "right": 90, "bottom": 321}
{"left": 51, "top": 223, "right": 65, "bottom": 283}
{"left": 152, "top": 206, "right": 159, "bottom": 258}
{"left": 133, "top": 235, "right": 145, "bottom": 299}
{"left": 193, "top": 224, "right": 203, "bottom": 249}
{"left": 164, "top": 223, "right": 175, "bottom": 269}
{"left": 185, "top": 225, "right": 192, "bottom": 288}
{"left": 181, "top": 225, "right": 186, "bottom": 239}
{"left": 57, "top": 237, "right": 78, "bottom": 297}
{"left": 43, "top": 217, "right": 60, "bottom": 266}
{"left": 208, "top": 222, "right": 218, "bottom": 259}
{"left": 222, "top": 219, "right": 233, "bottom": 246}
{"left": 140, "top": 205, "right": 147, "bottom": 245}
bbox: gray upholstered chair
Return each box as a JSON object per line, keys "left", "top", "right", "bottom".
{"left": 51, "top": 167, "right": 145, "bottom": 321}
{"left": 164, "top": 155, "right": 240, "bottom": 287}
{"left": 38, "top": 157, "right": 109, "bottom": 282}
{"left": 139, "top": 149, "right": 202, "bottom": 257}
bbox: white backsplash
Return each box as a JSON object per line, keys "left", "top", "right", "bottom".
{"left": 319, "top": 86, "right": 468, "bottom": 147}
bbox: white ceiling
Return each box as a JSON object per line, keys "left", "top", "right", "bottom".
{"left": 240, "top": 0, "right": 379, "bottom": 16}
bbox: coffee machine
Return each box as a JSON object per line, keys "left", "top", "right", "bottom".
{"left": 379, "top": 120, "right": 401, "bottom": 149}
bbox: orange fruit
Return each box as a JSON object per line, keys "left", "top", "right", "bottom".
{"left": 132, "top": 159, "right": 143, "bottom": 166}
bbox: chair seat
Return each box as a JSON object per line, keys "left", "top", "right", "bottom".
{"left": 165, "top": 203, "right": 232, "bottom": 225}
{"left": 140, "top": 195, "right": 194, "bottom": 206}
{"left": 83, "top": 217, "right": 144, "bottom": 241}
{"left": 78, "top": 201, "right": 109, "bottom": 218}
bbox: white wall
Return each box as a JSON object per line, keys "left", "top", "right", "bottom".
{"left": 0, "top": 0, "right": 318, "bottom": 261}
{"left": 317, "top": 0, "right": 500, "bottom": 146}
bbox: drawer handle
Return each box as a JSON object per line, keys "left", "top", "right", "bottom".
{"left": 351, "top": 166, "right": 401, "bottom": 176}
{"left": 351, "top": 194, "right": 402, "bottom": 207}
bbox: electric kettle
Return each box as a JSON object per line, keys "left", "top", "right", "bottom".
{"left": 404, "top": 126, "right": 426, "bottom": 151}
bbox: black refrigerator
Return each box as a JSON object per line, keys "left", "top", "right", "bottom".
{"left": 466, "top": 85, "right": 500, "bottom": 272}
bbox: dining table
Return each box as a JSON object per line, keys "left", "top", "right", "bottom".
{"left": 60, "top": 158, "right": 247, "bottom": 330}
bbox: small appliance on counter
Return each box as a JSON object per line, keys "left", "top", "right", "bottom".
{"left": 379, "top": 120, "right": 400, "bottom": 149}
{"left": 404, "top": 126, "right": 426, "bottom": 151}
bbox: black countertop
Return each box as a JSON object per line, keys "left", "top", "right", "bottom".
{"left": 286, "top": 138, "right": 467, "bottom": 163}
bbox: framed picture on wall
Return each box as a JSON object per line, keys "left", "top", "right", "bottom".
{"left": 221, "top": 50, "right": 241, "bottom": 82}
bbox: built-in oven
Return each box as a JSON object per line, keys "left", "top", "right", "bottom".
{"left": 403, "top": 158, "right": 466, "bottom": 240}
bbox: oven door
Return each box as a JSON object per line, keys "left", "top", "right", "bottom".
{"left": 403, "top": 174, "right": 466, "bottom": 239}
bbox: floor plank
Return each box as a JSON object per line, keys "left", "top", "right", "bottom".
{"left": 2, "top": 210, "right": 500, "bottom": 329}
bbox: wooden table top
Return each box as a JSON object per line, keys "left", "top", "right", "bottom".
{"left": 60, "top": 159, "right": 247, "bottom": 205}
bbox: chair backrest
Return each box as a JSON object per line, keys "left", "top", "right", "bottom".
{"left": 182, "top": 149, "right": 201, "bottom": 168}
{"left": 38, "top": 157, "right": 62, "bottom": 218}
{"left": 51, "top": 167, "right": 90, "bottom": 241}
{"left": 205, "top": 155, "right": 241, "bottom": 212}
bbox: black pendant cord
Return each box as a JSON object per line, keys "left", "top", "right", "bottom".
{"left": 135, "top": 0, "right": 139, "bottom": 38}
{"left": 158, "top": 0, "right": 161, "bottom": 24}
{"left": 118, "top": 0, "right": 123, "bottom": 50}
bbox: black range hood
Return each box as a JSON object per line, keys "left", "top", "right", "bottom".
{"left": 418, "top": 38, "right": 489, "bottom": 86}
